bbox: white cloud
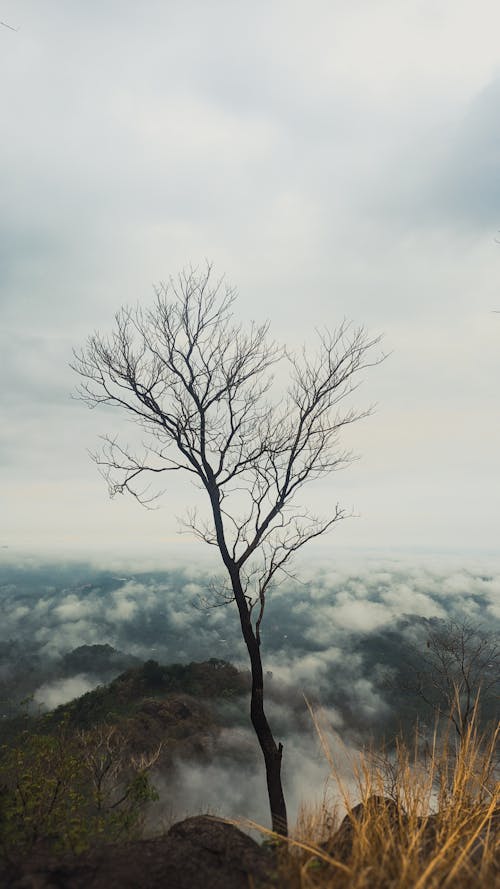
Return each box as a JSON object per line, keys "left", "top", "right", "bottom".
{"left": 34, "top": 675, "right": 97, "bottom": 709}
{"left": 380, "top": 585, "right": 445, "bottom": 619}
{"left": 55, "top": 595, "right": 98, "bottom": 621}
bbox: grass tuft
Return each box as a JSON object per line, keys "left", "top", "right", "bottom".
{"left": 243, "top": 704, "right": 499, "bottom": 888}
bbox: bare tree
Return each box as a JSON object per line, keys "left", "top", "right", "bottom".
{"left": 405, "top": 618, "right": 500, "bottom": 739}
{"left": 78, "top": 724, "right": 161, "bottom": 817}
{"left": 72, "top": 265, "right": 381, "bottom": 834}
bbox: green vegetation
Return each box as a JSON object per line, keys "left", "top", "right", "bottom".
{"left": 0, "top": 658, "right": 247, "bottom": 745}
{"left": 60, "top": 643, "right": 140, "bottom": 676}
{"left": 47, "top": 658, "right": 246, "bottom": 732}
{"left": 0, "top": 717, "right": 159, "bottom": 858}
{"left": 0, "top": 658, "right": 247, "bottom": 861}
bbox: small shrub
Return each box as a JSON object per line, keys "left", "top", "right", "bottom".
{"left": 0, "top": 718, "right": 160, "bottom": 859}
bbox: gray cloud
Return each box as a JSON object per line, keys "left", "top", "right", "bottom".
{"left": 371, "top": 77, "right": 500, "bottom": 232}
{"left": 431, "top": 79, "right": 500, "bottom": 228}
{"left": 2, "top": 2, "right": 500, "bottom": 557}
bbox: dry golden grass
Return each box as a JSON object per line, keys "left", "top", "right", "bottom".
{"left": 245, "top": 705, "right": 499, "bottom": 888}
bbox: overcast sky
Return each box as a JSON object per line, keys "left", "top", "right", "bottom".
{"left": 1, "top": 1, "right": 500, "bottom": 561}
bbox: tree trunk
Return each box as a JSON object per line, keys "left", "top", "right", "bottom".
{"left": 230, "top": 571, "right": 288, "bottom": 836}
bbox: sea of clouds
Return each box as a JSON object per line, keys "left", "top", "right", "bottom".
{"left": 1, "top": 551, "right": 499, "bottom": 826}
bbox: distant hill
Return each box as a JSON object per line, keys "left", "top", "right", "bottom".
{"left": 0, "top": 643, "right": 142, "bottom": 720}
{"left": 59, "top": 643, "right": 141, "bottom": 676}
{"left": 1, "top": 658, "right": 250, "bottom": 767}
{"left": 50, "top": 657, "right": 247, "bottom": 727}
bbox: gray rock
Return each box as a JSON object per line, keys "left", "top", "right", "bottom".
{"left": 1, "top": 816, "right": 275, "bottom": 889}
{"left": 321, "top": 794, "right": 499, "bottom": 870}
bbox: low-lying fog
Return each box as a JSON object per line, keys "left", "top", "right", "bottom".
{"left": 1, "top": 552, "right": 499, "bottom": 827}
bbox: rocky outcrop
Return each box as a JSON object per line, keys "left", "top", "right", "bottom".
{"left": 0, "top": 816, "right": 275, "bottom": 889}
{"left": 321, "top": 794, "right": 400, "bottom": 860}
{"left": 322, "top": 794, "right": 500, "bottom": 867}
